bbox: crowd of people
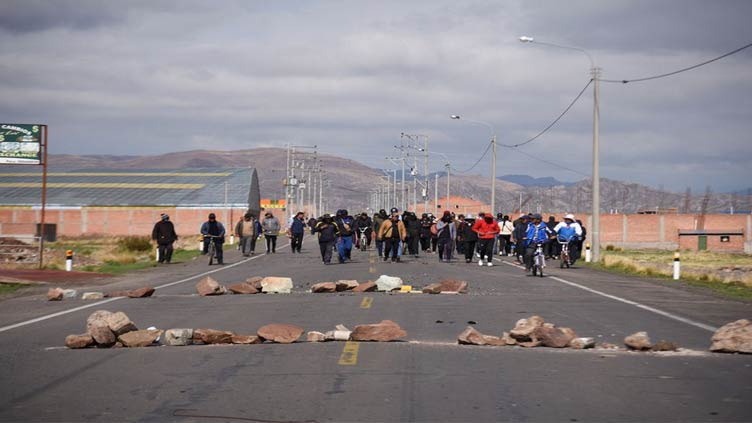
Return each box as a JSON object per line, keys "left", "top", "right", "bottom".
{"left": 151, "top": 208, "right": 586, "bottom": 272}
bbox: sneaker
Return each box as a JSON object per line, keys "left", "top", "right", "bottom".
{"left": 383, "top": 256, "right": 388, "bottom": 262}
{"left": 466, "top": 259, "right": 471, "bottom": 263}
{"left": 487, "top": 261, "right": 493, "bottom": 267}
{"left": 478, "top": 259, "right": 484, "bottom": 266}
{"left": 476, "top": 252, "right": 481, "bottom": 258}
{"left": 396, "top": 257, "right": 401, "bottom": 263}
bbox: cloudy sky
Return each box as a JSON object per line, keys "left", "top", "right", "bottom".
{"left": 1, "top": 0, "right": 751, "bottom": 192}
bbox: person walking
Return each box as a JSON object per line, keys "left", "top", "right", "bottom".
{"left": 498, "top": 215, "right": 514, "bottom": 256}
{"left": 544, "top": 215, "right": 559, "bottom": 259}
{"left": 314, "top": 214, "right": 339, "bottom": 264}
{"left": 472, "top": 212, "right": 500, "bottom": 266}
{"left": 435, "top": 210, "right": 456, "bottom": 262}
{"left": 334, "top": 209, "right": 355, "bottom": 263}
{"left": 234, "top": 212, "right": 259, "bottom": 257}
{"left": 152, "top": 213, "right": 178, "bottom": 263}
{"left": 261, "top": 212, "right": 280, "bottom": 253}
{"left": 377, "top": 210, "right": 406, "bottom": 263}
{"left": 458, "top": 215, "right": 478, "bottom": 263}
{"left": 419, "top": 213, "right": 433, "bottom": 253}
{"left": 512, "top": 214, "right": 529, "bottom": 264}
{"left": 404, "top": 212, "right": 421, "bottom": 258}
{"left": 372, "top": 210, "right": 387, "bottom": 257}
{"left": 289, "top": 212, "right": 306, "bottom": 253}
{"left": 200, "top": 213, "right": 225, "bottom": 264}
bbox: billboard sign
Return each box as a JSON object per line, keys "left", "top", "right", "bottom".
{"left": 0, "top": 124, "right": 42, "bottom": 164}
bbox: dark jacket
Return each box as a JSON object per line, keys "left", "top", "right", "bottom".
{"left": 513, "top": 220, "right": 528, "bottom": 243}
{"left": 353, "top": 217, "right": 373, "bottom": 234}
{"left": 314, "top": 220, "right": 339, "bottom": 243}
{"left": 420, "top": 217, "right": 433, "bottom": 238}
{"left": 456, "top": 220, "right": 478, "bottom": 242}
{"left": 152, "top": 220, "right": 178, "bottom": 245}
{"left": 336, "top": 216, "right": 355, "bottom": 237}
{"left": 290, "top": 218, "right": 306, "bottom": 236}
{"left": 372, "top": 214, "right": 386, "bottom": 234}
{"left": 405, "top": 215, "right": 421, "bottom": 235}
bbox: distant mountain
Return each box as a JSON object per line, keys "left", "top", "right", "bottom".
{"left": 36, "top": 148, "right": 750, "bottom": 214}
{"left": 498, "top": 174, "right": 576, "bottom": 187}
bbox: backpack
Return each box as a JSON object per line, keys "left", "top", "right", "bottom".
{"left": 430, "top": 223, "right": 438, "bottom": 236}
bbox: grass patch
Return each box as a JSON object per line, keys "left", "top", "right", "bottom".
{"left": 88, "top": 249, "right": 200, "bottom": 275}
{"left": 0, "top": 283, "right": 25, "bottom": 295}
{"left": 586, "top": 250, "right": 752, "bottom": 301}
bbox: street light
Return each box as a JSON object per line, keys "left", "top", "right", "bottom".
{"left": 450, "top": 115, "right": 497, "bottom": 215}
{"left": 519, "top": 35, "right": 601, "bottom": 262}
{"left": 433, "top": 151, "right": 452, "bottom": 211}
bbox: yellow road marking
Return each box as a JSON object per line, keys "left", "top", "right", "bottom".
{"left": 0, "top": 172, "right": 230, "bottom": 177}
{"left": 360, "top": 297, "right": 373, "bottom": 309}
{"left": 338, "top": 341, "right": 360, "bottom": 366}
{"left": 0, "top": 182, "right": 205, "bottom": 189}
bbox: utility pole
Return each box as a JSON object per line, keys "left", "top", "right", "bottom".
{"left": 434, "top": 173, "right": 439, "bottom": 215}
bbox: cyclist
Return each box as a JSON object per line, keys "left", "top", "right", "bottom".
{"left": 200, "top": 213, "right": 226, "bottom": 265}
{"left": 523, "top": 213, "right": 552, "bottom": 272}
{"left": 334, "top": 209, "right": 355, "bottom": 263}
{"left": 554, "top": 214, "right": 583, "bottom": 265}
{"left": 353, "top": 212, "right": 373, "bottom": 250}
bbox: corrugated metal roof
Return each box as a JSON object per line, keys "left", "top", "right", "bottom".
{"left": 0, "top": 167, "right": 256, "bottom": 207}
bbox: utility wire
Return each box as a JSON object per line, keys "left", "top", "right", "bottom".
{"left": 600, "top": 41, "right": 752, "bottom": 84}
{"left": 502, "top": 78, "right": 593, "bottom": 148}
{"left": 502, "top": 146, "right": 589, "bottom": 177}
{"left": 454, "top": 140, "right": 492, "bottom": 174}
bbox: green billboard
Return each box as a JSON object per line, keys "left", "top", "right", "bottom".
{"left": 0, "top": 124, "right": 43, "bottom": 164}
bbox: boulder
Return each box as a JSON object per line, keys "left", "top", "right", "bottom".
{"left": 105, "top": 290, "right": 131, "bottom": 298}
{"left": 352, "top": 281, "right": 377, "bottom": 292}
{"left": 457, "top": 326, "right": 504, "bottom": 346}
{"left": 307, "top": 331, "right": 326, "bottom": 342}
{"left": 710, "top": 319, "right": 752, "bottom": 354}
{"left": 351, "top": 320, "right": 407, "bottom": 342}
{"left": 534, "top": 326, "right": 577, "bottom": 348}
{"left": 119, "top": 329, "right": 162, "bottom": 347}
{"left": 65, "top": 333, "right": 94, "bottom": 349}
{"left": 336, "top": 280, "right": 359, "bottom": 291}
{"left": 61, "top": 289, "right": 77, "bottom": 299}
{"left": 260, "top": 277, "right": 293, "bottom": 294}
{"left": 231, "top": 334, "right": 262, "bottom": 344}
{"left": 196, "top": 276, "right": 225, "bottom": 296}
{"left": 246, "top": 276, "right": 264, "bottom": 290}
{"left": 128, "top": 287, "right": 155, "bottom": 298}
{"left": 257, "top": 323, "right": 304, "bottom": 343}
{"left": 88, "top": 323, "right": 116, "bottom": 346}
{"left": 569, "top": 337, "right": 596, "bottom": 349}
{"left": 437, "top": 279, "right": 468, "bottom": 293}
{"left": 652, "top": 340, "right": 679, "bottom": 352}
{"left": 164, "top": 328, "right": 193, "bottom": 346}
{"left": 510, "top": 315, "right": 545, "bottom": 341}
{"left": 193, "top": 328, "right": 234, "bottom": 344}
{"left": 86, "top": 310, "right": 113, "bottom": 332}
{"left": 82, "top": 292, "right": 104, "bottom": 300}
{"left": 228, "top": 282, "right": 260, "bottom": 295}
{"left": 624, "top": 331, "right": 652, "bottom": 351}
{"left": 104, "top": 311, "right": 137, "bottom": 336}
{"left": 421, "top": 283, "right": 442, "bottom": 294}
{"left": 47, "top": 287, "right": 64, "bottom": 301}
{"left": 311, "top": 282, "right": 337, "bottom": 293}
{"left": 374, "top": 275, "right": 403, "bottom": 292}
{"left": 501, "top": 332, "right": 518, "bottom": 346}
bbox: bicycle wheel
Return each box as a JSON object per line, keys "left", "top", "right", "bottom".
{"left": 536, "top": 255, "right": 544, "bottom": 277}
{"left": 208, "top": 243, "right": 215, "bottom": 265}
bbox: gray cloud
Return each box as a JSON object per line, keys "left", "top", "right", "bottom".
{"left": 0, "top": 0, "right": 750, "bottom": 192}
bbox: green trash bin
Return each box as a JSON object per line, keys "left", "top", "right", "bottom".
{"left": 698, "top": 235, "right": 707, "bottom": 251}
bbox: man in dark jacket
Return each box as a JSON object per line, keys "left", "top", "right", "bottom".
{"left": 404, "top": 212, "right": 421, "bottom": 258}
{"left": 372, "top": 209, "right": 388, "bottom": 257}
{"left": 290, "top": 212, "right": 306, "bottom": 253}
{"left": 334, "top": 209, "right": 355, "bottom": 263}
{"left": 314, "top": 214, "right": 339, "bottom": 264}
{"left": 200, "top": 213, "right": 226, "bottom": 264}
{"left": 152, "top": 213, "right": 178, "bottom": 263}
{"left": 234, "top": 212, "right": 258, "bottom": 257}
{"left": 419, "top": 213, "right": 433, "bottom": 253}
{"left": 353, "top": 212, "right": 373, "bottom": 250}
{"left": 512, "top": 214, "right": 529, "bottom": 264}
{"left": 457, "top": 215, "right": 478, "bottom": 263}
{"left": 544, "top": 215, "right": 559, "bottom": 259}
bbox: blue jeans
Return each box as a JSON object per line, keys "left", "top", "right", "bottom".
{"left": 337, "top": 236, "right": 353, "bottom": 262}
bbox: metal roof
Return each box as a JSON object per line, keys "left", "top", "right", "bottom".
{"left": 0, "top": 167, "right": 258, "bottom": 207}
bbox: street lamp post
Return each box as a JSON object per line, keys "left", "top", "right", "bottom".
{"left": 433, "top": 151, "right": 452, "bottom": 211}
{"left": 519, "top": 36, "right": 601, "bottom": 262}
{"left": 450, "top": 115, "right": 497, "bottom": 214}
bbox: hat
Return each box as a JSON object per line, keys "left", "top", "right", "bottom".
{"left": 532, "top": 213, "right": 542, "bottom": 220}
{"left": 564, "top": 213, "right": 575, "bottom": 221}
{"left": 390, "top": 207, "right": 399, "bottom": 214}
{"left": 160, "top": 213, "right": 169, "bottom": 221}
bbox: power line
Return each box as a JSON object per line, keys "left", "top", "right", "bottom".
{"left": 502, "top": 146, "right": 589, "bottom": 177}
{"left": 503, "top": 78, "right": 593, "bottom": 148}
{"left": 600, "top": 41, "right": 752, "bottom": 84}
{"left": 455, "top": 140, "right": 492, "bottom": 174}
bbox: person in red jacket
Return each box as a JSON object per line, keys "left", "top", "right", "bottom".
{"left": 471, "top": 212, "right": 500, "bottom": 267}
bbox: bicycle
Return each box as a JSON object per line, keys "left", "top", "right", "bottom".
{"left": 558, "top": 236, "right": 572, "bottom": 269}
{"left": 531, "top": 242, "right": 545, "bottom": 277}
{"left": 358, "top": 227, "right": 369, "bottom": 252}
{"left": 204, "top": 235, "right": 222, "bottom": 265}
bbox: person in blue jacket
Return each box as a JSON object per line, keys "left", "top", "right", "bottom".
{"left": 523, "top": 213, "right": 552, "bottom": 271}
{"left": 334, "top": 209, "right": 355, "bottom": 263}
{"left": 554, "top": 213, "right": 583, "bottom": 264}
{"left": 289, "top": 212, "right": 306, "bottom": 253}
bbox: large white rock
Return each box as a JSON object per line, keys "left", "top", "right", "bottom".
{"left": 61, "top": 289, "right": 78, "bottom": 299}
{"left": 260, "top": 277, "right": 293, "bottom": 294}
{"left": 164, "top": 328, "right": 194, "bottom": 346}
{"left": 81, "top": 292, "right": 104, "bottom": 300}
{"left": 375, "top": 275, "right": 403, "bottom": 292}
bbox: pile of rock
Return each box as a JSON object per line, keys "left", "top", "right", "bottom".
{"left": 623, "top": 331, "right": 678, "bottom": 352}
{"left": 48, "top": 286, "right": 155, "bottom": 301}
{"left": 307, "top": 320, "right": 407, "bottom": 342}
{"left": 196, "top": 276, "right": 294, "bottom": 296}
{"left": 65, "top": 310, "right": 160, "bottom": 349}
{"left": 457, "top": 315, "right": 594, "bottom": 350}
{"left": 710, "top": 319, "right": 751, "bottom": 354}
{"left": 311, "top": 280, "right": 376, "bottom": 293}
{"left": 421, "top": 280, "right": 468, "bottom": 294}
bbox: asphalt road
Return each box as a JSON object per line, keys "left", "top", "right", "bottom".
{"left": 0, "top": 237, "right": 750, "bottom": 422}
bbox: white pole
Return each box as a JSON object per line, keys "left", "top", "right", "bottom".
{"left": 434, "top": 173, "right": 439, "bottom": 215}
{"left": 673, "top": 252, "right": 681, "bottom": 280}
{"left": 491, "top": 134, "right": 496, "bottom": 215}
{"left": 65, "top": 250, "right": 73, "bottom": 271}
{"left": 585, "top": 243, "right": 592, "bottom": 263}
{"left": 591, "top": 66, "right": 601, "bottom": 263}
